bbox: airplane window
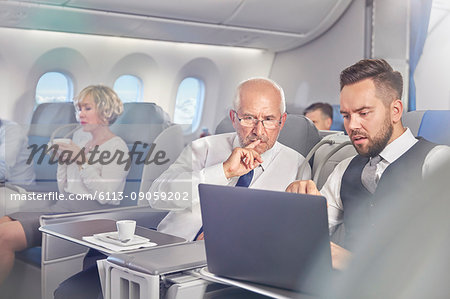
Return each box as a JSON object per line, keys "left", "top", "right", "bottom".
{"left": 113, "top": 75, "right": 143, "bottom": 103}
{"left": 173, "top": 77, "right": 205, "bottom": 133}
{"left": 35, "top": 72, "right": 73, "bottom": 105}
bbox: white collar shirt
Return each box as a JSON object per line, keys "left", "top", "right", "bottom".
{"left": 321, "top": 128, "right": 450, "bottom": 232}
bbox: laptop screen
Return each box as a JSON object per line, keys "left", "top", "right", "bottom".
{"left": 199, "top": 183, "right": 332, "bottom": 294}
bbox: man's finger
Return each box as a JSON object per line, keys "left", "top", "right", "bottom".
{"left": 245, "top": 139, "right": 261, "bottom": 149}
{"left": 306, "top": 180, "right": 320, "bottom": 195}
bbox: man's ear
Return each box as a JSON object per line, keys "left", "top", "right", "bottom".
{"left": 279, "top": 113, "right": 288, "bottom": 130}
{"left": 325, "top": 117, "right": 333, "bottom": 130}
{"left": 391, "top": 99, "right": 403, "bottom": 124}
{"left": 230, "top": 110, "right": 237, "bottom": 129}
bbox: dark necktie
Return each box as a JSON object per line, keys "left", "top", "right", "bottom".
{"left": 361, "top": 155, "right": 383, "bottom": 194}
{"left": 195, "top": 169, "right": 255, "bottom": 240}
{"left": 235, "top": 169, "right": 254, "bottom": 187}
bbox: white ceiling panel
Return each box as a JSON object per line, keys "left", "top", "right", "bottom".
{"left": 67, "top": 0, "right": 243, "bottom": 24}
{"left": 130, "top": 17, "right": 219, "bottom": 45}
{"left": 226, "top": 0, "right": 350, "bottom": 34}
{"left": 225, "top": 0, "right": 339, "bottom": 34}
{"left": 12, "top": 0, "right": 69, "bottom": 4}
{"left": 0, "top": 0, "right": 353, "bottom": 52}
{"left": 0, "top": 2, "right": 142, "bottom": 37}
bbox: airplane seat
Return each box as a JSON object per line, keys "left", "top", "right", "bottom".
{"left": 214, "top": 115, "right": 234, "bottom": 135}
{"left": 110, "top": 102, "right": 171, "bottom": 206}
{"left": 27, "top": 102, "right": 78, "bottom": 191}
{"left": 138, "top": 124, "right": 184, "bottom": 201}
{"left": 214, "top": 114, "right": 322, "bottom": 158}
{"left": 402, "top": 110, "right": 426, "bottom": 136}
{"left": 297, "top": 132, "right": 357, "bottom": 190}
{"left": 416, "top": 110, "right": 450, "bottom": 145}
{"left": 330, "top": 104, "right": 345, "bottom": 132}
{"left": 311, "top": 133, "right": 357, "bottom": 189}
{"left": 278, "top": 114, "right": 322, "bottom": 158}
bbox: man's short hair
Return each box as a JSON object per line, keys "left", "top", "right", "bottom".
{"left": 303, "top": 102, "right": 333, "bottom": 120}
{"left": 340, "top": 59, "right": 403, "bottom": 104}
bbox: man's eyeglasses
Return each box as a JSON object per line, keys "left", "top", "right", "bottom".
{"left": 233, "top": 111, "right": 282, "bottom": 129}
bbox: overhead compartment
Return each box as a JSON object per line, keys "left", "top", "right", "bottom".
{"left": 0, "top": 0, "right": 353, "bottom": 52}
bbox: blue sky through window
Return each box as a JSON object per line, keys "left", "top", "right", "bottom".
{"left": 174, "top": 77, "right": 205, "bottom": 132}
{"left": 113, "top": 75, "right": 142, "bottom": 102}
{"left": 35, "top": 72, "right": 72, "bottom": 104}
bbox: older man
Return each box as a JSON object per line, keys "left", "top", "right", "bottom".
{"left": 150, "top": 77, "right": 311, "bottom": 241}
{"left": 287, "top": 59, "right": 450, "bottom": 266}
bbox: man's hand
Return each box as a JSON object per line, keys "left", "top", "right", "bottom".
{"left": 330, "top": 242, "right": 351, "bottom": 270}
{"left": 223, "top": 140, "right": 263, "bottom": 179}
{"left": 285, "top": 179, "right": 321, "bottom": 195}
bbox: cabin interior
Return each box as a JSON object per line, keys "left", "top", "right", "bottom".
{"left": 0, "top": 0, "right": 450, "bottom": 298}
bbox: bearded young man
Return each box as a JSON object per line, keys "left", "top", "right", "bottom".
{"left": 287, "top": 59, "right": 450, "bottom": 265}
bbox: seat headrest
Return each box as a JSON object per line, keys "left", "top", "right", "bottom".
{"left": 279, "top": 114, "right": 322, "bottom": 156}
{"left": 110, "top": 102, "right": 171, "bottom": 144}
{"left": 417, "top": 110, "right": 450, "bottom": 145}
{"left": 214, "top": 116, "right": 234, "bottom": 135}
{"left": 30, "top": 102, "right": 77, "bottom": 125}
{"left": 113, "top": 102, "right": 168, "bottom": 124}
{"left": 28, "top": 103, "right": 77, "bottom": 137}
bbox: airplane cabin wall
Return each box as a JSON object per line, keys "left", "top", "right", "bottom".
{"left": 269, "top": 0, "right": 366, "bottom": 114}
{"left": 0, "top": 27, "right": 274, "bottom": 137}
{"left": 415, "top": 7, "right": 450, "bottom": 110}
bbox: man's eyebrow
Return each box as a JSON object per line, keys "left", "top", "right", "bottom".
{"left": 340, "top": 106, "right": 372, "bottom": 114}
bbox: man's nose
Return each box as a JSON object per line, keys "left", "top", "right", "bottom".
{"left": 253, "top": 120, "right": 265, "bottom": 135}
{"left": 347, "top": 115, "right": 361, "bottom": 130}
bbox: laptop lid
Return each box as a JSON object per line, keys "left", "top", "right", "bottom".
{"left": 199, "top": 184, "right": 332, "bottom": 294}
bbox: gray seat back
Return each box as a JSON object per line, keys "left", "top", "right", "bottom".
{"left": 402, "top": 110, "right": 426, "bottom": 136}
{"left": 139, "top": 125, "right": 184, "bottom": 195}
{"left": 110, "top": 102, "right": 171, "bottom": 206}
{"left": 311, "top": 133, "right": 356, "bottom": 189}
{"left": 27, "top": 103, "right": 78, "bottom": 190}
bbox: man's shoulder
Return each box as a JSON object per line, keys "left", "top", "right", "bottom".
{"left": 192, "top": 132, "right": 236, "bottom": 146}
{"left": 275, "top": 142, "right": 306, "bottom": 160}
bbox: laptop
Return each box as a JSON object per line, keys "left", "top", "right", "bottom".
{"left": 198, "top": 184, "right": 332, "bottom": 295}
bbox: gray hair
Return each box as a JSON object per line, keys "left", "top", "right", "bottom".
{"left": 233, "top": 77, "right": 286, "bottom": 113}
{"left": 74, "top": 85, "right": 123, "bottom": 125}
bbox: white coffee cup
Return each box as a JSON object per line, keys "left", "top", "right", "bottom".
{"left": 116, "top": 220, "right": 136, "bottom": 242}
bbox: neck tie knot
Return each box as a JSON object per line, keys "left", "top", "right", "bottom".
{"left": 369, "top": 155, "right": 382, "bottom": 167}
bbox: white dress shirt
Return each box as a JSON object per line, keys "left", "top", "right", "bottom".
{"left": 0, "top": 120, "right": 35, "bottom": 185}
{"left": 322, "top": 128, "right": 450, "bottom": 231}
{"left": 150, "top": 132, "right": 311, "bottom": 241}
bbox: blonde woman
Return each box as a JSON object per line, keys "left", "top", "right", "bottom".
{"left": 0, "top": 85, "right": 129, "bottom": 283}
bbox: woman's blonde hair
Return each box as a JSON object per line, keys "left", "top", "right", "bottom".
{"left": 74, "top": 85, "right": 123, "bottom": 124}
